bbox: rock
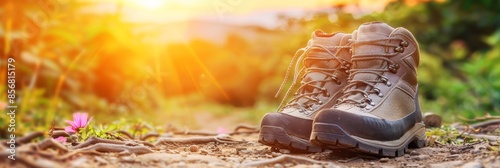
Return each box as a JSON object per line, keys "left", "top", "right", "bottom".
{"left": 380, "top": 157, "right": 390, "bottom": 163}
{"left": 94, "top": 156, "right": 109, "bottom": 165}
{"left": 279, "top": 149, "right": 291, "bottom": 154}
{"left": 177, "top": 162, "right": 187, "bottom": 168}
{"left": 200, "top": 149, "right": 209, "bottom": 155}
{"left": 450, "top": 149, "right": 460, "bottom": 155}
{"left": 71, "top": 157, "right": 89, "bottom": 167}
{"left": 410, "top": 150, "right": 421, "bottom": 156}
{"left": 274, "top": 163, "right": 284, "bottom": 168}
{"left": 189, "top": 145, "right": 199, "bottom": 152}
{"left": 461, "top": 161, "right": 483, "bottom": 168}
{"left": 310, "top": 164, "right": 323, "bottom": 168}
{"left": 430, "top": 161, "right": 464, "bottom": 168}
{"left": 412, "top": 155, "right": 430, "bottom": 161}
{"left": 120, "top": 156, "right": 135, "bottom": 163}
{"left": 423, "top": 112, "right": 442, "bottom": 128}
{"left": 208, "top": 162, "right": 225, "bottom": 167}
{"left": 471, "top": 149, "right": 482, "bottom": 155}
{"left": 405, "top": 163, "right": 420, "bottom": 168}
{"left": 447, "top": 154, "right": 460, "bottom": 159}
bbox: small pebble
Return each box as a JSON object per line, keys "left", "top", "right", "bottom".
{"left": 471, "top": 149, "right": 481, "bottom": 155}
{"left": 410, "top": 150, "right": 420, "bottom": 156}
{"left": 461, "top": 161, "right": 483, "bottom": 168}
{"left": 120, "top": 156, "right": 135, "bottom": 163}
{"left": 200, "top": 149, "right": 209, "bottom": 155}
{"left": 189, "top": 145, "right": 199, "bottom": 152}
{"left": 450, "top": 149, "right": 460, "bottom": 155}
{"left": 430, "top": 161, "right": 464, "bottom": 168}
{"left": 380, "top": 158, "right": 390, "bottom": 163}
{"left": 177, "top": 162, "right": 187, "bottom": 168}
{"left": 279, "top": 149, "right": 291, "bottom": 154}
{"left": 412, "top": 155, "right": 430, "bottom": 161}
{"left": 447, "top": 154, "right": 460, "bottom": 159}
{"left": 311, "top": 164, "right": 322, "bottom": 168}
{"left": 274, "top": 163, "right": 284, "bottom": 168}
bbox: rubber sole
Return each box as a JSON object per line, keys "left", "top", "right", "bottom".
{"left": 310, "top": 122, "right": 426, "bottom": 157}
{"left": 259, "top": 126, "right": 324, "bottom": 153}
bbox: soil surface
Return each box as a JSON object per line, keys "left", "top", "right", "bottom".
{"left": 1, "top": 125, "right": 500, "bottom": 168}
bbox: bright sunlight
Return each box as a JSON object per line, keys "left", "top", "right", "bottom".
{"left": 134, "top": 0, "right": 164, "bottom": 9}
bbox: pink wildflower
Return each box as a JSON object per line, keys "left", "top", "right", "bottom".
{"left": 65, "top": 112, "right": 92, "bottom": 133}
{"left": 55, "top": 136, "right": 67, "bottom": 144}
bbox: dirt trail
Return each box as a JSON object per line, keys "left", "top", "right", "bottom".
{"left": 1, "top": 129, "right": 500, "bottom": 168}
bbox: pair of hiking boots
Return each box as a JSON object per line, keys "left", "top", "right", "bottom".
{"left": 259, "top": 22, "right": 426, "bottom": 157}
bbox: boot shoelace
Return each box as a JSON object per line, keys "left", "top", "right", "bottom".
{"left": 337, "top": 37, "right": 408, "bottom": 109}
{"left": 275, "top": 44, "right": 351, "bottom": 113}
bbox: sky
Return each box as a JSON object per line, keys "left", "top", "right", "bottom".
{"left": 81, "top": 0, "right": 396, "bottom": 28}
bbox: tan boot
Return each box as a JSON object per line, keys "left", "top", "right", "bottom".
{"left": 311, "top": 22, "right": 426, "bottom": 157}
{"left": 259, "top": 30, "right": 352, "bottom": 152}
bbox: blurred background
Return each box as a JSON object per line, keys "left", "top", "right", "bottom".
{"left": 1, "top": 0, "right": 499, "bottom": 135}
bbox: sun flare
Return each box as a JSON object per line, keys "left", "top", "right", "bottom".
{"left": 135, "top": 0, "right": 164, "bottom": 9}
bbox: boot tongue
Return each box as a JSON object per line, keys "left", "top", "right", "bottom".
{"left": 295, "top": 31, "right": 346, "bottom": 106}
{"left": 347, "top": 22, "right": 395, "bottom": 103}
{"left": 305, "top": 30, "right": 344, "bottom": 68}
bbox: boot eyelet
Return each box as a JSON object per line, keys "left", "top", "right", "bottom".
{"left": 378, "top": 93, "right": 384, "bottom": 98}
{"left": 358, "top": 103, "right": 366, "bottom": 108}
{"left": 336, "top": 80, "right": 342, "bottom": 85}
{"left": 317, "top": 100, "right": 323, "bottom": 105}
{"left": 400, "top": 41, "right": 409, "bottom": 47}
{"left": 389, "top": 63, "right": 399, "bottom": 73}
{"left": 386, "top": 81, "right": 392, "bottom": 87}
{"left": 394, "top": 47, "right": 404, "bottom": 53}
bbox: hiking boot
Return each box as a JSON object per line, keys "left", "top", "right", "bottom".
{"left": 259, "top": 30, "right": 352, "bottom": 152}
{"left": 310, "top": 22, "right": 426, "bottom": 157}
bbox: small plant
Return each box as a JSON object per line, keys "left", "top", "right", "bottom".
{"left": 426, "top": 125, "right": 479, "bottom": 146}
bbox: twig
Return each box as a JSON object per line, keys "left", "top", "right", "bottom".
{"left": 173, "top": 130, "right": 218, "bottom": 136}
{"left": 17, "top": 131, "right": 45, "bottom": 144}
{"left": 462, "top": 133, "right": 500, "bottom": 141}
{"left": 241, "top": 154, "right": 335, "bottom": 167}
{"left": 154, "top": 134, "right": 243, "bottom": 146}
{"left": 459, "top": 113, "right": 500, "bottom": 122}
{"left": 470, "top": 119, "right": 500, "bottom": 129}
{"left": 141, "top": 133, "right": 159, "bottom": 141}
{"left": 78, "top": 143, "right": 153, "bottom": 155}
{"left": 51, "top": 130, "right": 71, "bottom": 138}
{"left": 229, "top": 124, "right": 259, "bottom": 135}
{"left": 37, "top": 138, "right": 69, "bottom": 153}
{"left": 72, "top": 136, "right": 127, "bottom": 149}
{"left": 57, "top": 149, "right": 104, "bottom": 160}
{"left": 116, "top": 130, "right": 134, "bottom": 139}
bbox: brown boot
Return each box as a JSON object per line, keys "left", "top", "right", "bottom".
{"left": 259, "top": 30, "right": 352, "bottom": 152}
{"left": 311, "top": 22, "right": 426, "bottom": 157}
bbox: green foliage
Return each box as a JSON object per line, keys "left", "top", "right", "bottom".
{"left": 78, "top": 124, "right": 119, "bottom": 141}
{"left": 426, "top": 126, "right": 479, "bottom": 146}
